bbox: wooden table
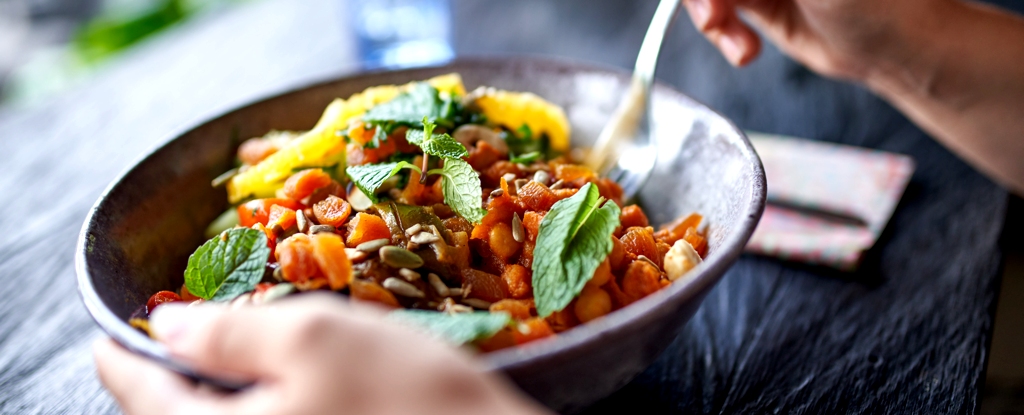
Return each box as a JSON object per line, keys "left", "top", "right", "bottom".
{"left": 0, "top": 0, "right": 1011, "bottom": 413}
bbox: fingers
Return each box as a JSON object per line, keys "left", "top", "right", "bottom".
{"left": 93, "top": 338, "right": 226, "bottom": 415}
{"left": 683, "top": 0, "right": 763, "bottom": 66}
{"left": 149, "top": 293, "right": 360, "bottom": 379}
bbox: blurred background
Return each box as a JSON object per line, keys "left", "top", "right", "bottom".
{"left": 0, "top": 0, "right": 1020, "bottom": 412}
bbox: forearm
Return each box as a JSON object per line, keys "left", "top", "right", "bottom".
{"left": 864, "top": 0, "right": 1024, "bottom": 194}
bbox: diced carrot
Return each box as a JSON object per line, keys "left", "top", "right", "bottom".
{"left": 594, "top": 178, "right": 624, "bottom": 205}
{"left": 553, "top": 188, "right": 579, "bottom": 201}
{"left": 656, "top": 241, "right": 671, "bottom": 263}
{"left": 522, "top": 211, "right": 544, "bottom": 242}
{"left": 517, "top": 181, "right": 559, "bottom": 211}
{"left": 471, "top": 223, "right": 491, "bottom": 240}
{"left": 237, "top": 138, "right": 280, "bottom": 165}
{"left": 544, "top": 306, "right": 579, "bottom": 333}
{"left": 574, "top": 285, "right": 612, "bottom": 323}
{"left": 275, "top": 234, "right": 320, "bottom": 283}
{"left": 349, "top": 279, "right": 400, "bottom": 308}
{"left": 252, "top": 223, "right": 276, "bottom": 252}
{"left": 310, "top": 233, "right": 353, "bottom": 290}
{"left": 345, "top": 213, "right": 391, "bottom": 247}
{"left": 553, "top": 164, "right": 597, "bottom": 186}
{"left": 346, "top": 122, "right": 375, "bottom": 146}
{"left": 517, "top": 239, "right": 535, "bottom": 269}
{"left": 622, "top": 260, "right": 662, "bottom": 301}
{"left": 490, "top": 298, "right": 535, "bottom": 320}
{"left": 684, "top": 227, "right": 708, "bottom": 258}
{"left": 466, "top": 140, "right": 504, "bottom": 171}
{"left": 424, "top": 175, "right": 445, "bottom": 205}
{"left": 346, "top": 137, "right": 397, "bottom": 166}
{"left": 620, "top": 205, "right": 649, "bottom": 229}
{"left": 476, "top": 328, "right": 517, "bottom": 352}
{"left": 654, "top": 213, "right": 703, "bottom": 245}
{"left": 180, "top": 284, "right": 200, "bottom": 302}
{"left": 307, "top": 180, "right": 346, "bottom": 206}
{"left": 501, "top": 264, "right": 532, "bottom": 299}
{"left": 609, "top": 236, "right": 627, "bottom": 272}
{"left": 313, "top": 195, "right": 352, "bottom": 227}
{"left": 620, "top": 226, "right": 660, "bottom": 268}
{"left": 481, "top": 195, "right": 521, "bottom": 226}
{"left": 605, "top": 275, "right": 633, "bottom": 309}
{"left": 481, "top": 161, "right": 522, "bottom": 188}
{"left": 267, "top": 205, "right": 297, "bottom": 231}
{"left": 283, "top": 169, "right": 333, "bottom": 201}
{"left": 513, "top": 318, "right": 555, "bottom": 345}
{"left": 461, "top": 268, "right": 509, "bottom": 302}
{"left": 499, "top": 177, "right": 511, "bottom": 201}
{"left": 488, "top": 222, "right": 521, "bottom": 260}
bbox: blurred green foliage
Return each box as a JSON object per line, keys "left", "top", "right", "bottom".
{"left": 73, "top": 0, "right": 190, "bottom": 64}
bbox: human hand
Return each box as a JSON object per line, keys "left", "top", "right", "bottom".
{"left": 681, "top": 0, "right": 950, "bottom": 81}
{"left": 94, "top": 294, "right": 551, "bottom": 415}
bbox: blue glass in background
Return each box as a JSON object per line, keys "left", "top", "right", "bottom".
{"left": 351, "top": 0, "right": 454, "bottom": 69}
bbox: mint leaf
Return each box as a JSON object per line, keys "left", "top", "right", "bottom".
{"left": 429, "top": 158, "right": 486, "bottom": 224}
{"left": 184, "top": 228, "right": 271, "bottom": 301}
{"left": 532, "top": 183, "right": 621, "bottom": 317}
{"left": 407, "top": 118, "right": 468, "bottom": 159}
{"left": 387, "top": 310, "right": 512, "bottom": 345}
{"left": 509, "top": 151, "right": 541, "bottom": 164}
{"left": 345, "top": 161, "right": 421, "bottom": 203}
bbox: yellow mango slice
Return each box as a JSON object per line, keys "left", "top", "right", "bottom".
{"left": 227, "top": 74, "right": 466, "bottom": 202}
{"left": 471, "top": 88, "right": 571, "bottom": 152}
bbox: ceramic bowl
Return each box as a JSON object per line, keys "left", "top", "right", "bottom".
{"left": 76, "top": 57, "right": 765, "bottom": 413}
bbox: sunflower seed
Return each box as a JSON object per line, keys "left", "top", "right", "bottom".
{"left": 388, "top": 188, "right": 403, "bottom": 199}
{"left": 295, "top": 210, "right": 308, "bottom": 233}
{"left": 405, "top": 223, "right": 423, "bottom": 236}
{"left": 272, "top": 267, "right": 284, "bottom": 282}
{"left": 211, "top": 167, "right": 239, "bottom": 187}
{"left": 549, "top": 179, "right": 565, "bottom": 190}
{"left": 399, "top": 268, "right": 421, "bottom": 281}
{"left": 410, "top": 232, "right": 439, "bottom": 245}
{"left": 462, "top": 283, "right": 473, "bottom": 299}
{"left": 309, "top": 224, "right": 335, "bottom": 234}
{"left": 514, "top": 178, "right": 529, "bottom": 193}
{"left": 512, "top": 212, "right": 525, "bottom": 243}
{"left": 637, "top": 255, "right": 662, "bottom": 272}
{"left": 428, "top": 273, "right": 450, "bottom": 297}
{"left": 462, "top": 298, "right": 492, "bottom": 309}
{"left": 489, "top": 188, "right": 504, "bottom": 198}
{"left": 448, "top": 288, "right": 463, "bottom": 297}
{"left": 356, "top": 238, "right": 390, "bottom": 253}
{"left": 383, "top": 277, "right": 425, "bottom": 298}
{"left": 533, "top": 170, "right": 550, "bottom": 185}
{"left": 262, "top": 283, "right": 295, "bottom": 303}
{"left": 380, "top": 246, "right": 424, "bottom": 268}
{"left": 271, "top": 223, "right": 284, "bottom": 235}
{"left": 502, "top": 173, "right": 517, "bottom": 183}
{"left": 345, "top": 248, "right": 368, "bottom": 262}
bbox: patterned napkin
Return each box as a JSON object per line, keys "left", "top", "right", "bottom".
{"left": 744, "top": 132, "right": 915, "bottom": 271}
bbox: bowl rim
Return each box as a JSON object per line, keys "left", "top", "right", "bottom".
{"left": 76, "top": 55, "right": 766, "bottom": 379}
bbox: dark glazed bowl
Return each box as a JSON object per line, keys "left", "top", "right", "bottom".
{"left": 76, "top": 57, "right": 765, "bottom": 413}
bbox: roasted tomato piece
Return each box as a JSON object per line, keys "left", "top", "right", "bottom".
{"left": 238, "top": 198, "right": 304, "bottom": 228}
{"left": 147, "top": 291, "right": 182, "bottom": 313}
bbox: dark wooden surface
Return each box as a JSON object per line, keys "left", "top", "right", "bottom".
{"left": 0, "top": 0, "right": 1014, "bottom": 413}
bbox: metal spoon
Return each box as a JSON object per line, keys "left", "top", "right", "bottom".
{"left": 585, "top": 0, "right": 681, "bottom": 201}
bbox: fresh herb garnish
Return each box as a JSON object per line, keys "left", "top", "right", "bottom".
{"left": 428, "top": 158, "right": 488, "bottom": 224}
{"left": 532, "top": 183, "right": 621, "bottom": 317}
{"left": 363, "top": 83, "right": 476, "bottom": 132}
{"left": 509, "top": 151, "right": 541, "bottom": 164}
{"left": 405, "top": 119, "right": 469, "bottom": 159}
{"left": 501, "top": 125, "right": 549, "bottom": 157}
{"left": 184, "top": 228, "right": 271, "bottom": 301}
{"left": 387, "top": 310, "right": 512, "bottom": 345}
{"left": 345, "top": 161, "right": 421, "bottom": 203}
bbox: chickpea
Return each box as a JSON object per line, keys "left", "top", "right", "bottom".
{"left": 489, "top": 222, "right": 521, "bottom": 260}
{"left": 574, "top": 285, "right": 612, "bottom": 323}
{"left": 586, "top": 259, "right": 612, "bottom": 289}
